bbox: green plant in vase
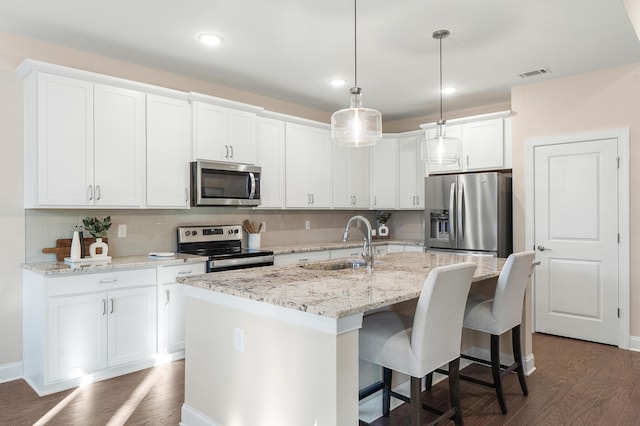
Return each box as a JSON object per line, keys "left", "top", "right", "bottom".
{"left": 82, "top": 216, "right": 112, "bottom": 258}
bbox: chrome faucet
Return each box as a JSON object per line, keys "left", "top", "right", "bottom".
{"left": 342, "top": 215, "right": 374, "bottom": 271}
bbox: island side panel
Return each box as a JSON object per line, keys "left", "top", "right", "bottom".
{"left": 182, "top": 296, "right": 359, "bottom": 426}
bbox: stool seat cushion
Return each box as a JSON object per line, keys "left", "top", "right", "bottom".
{"left": 463, "top": 293, "right": 501, "bottom": 334}
{"left": 359, "top": 312, "right": 418, "bottom": 377}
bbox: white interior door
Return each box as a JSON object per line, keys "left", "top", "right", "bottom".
{"left": 533, "top": 138, "right": 619, "bottom": 345}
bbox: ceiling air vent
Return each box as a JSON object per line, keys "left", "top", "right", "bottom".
{"left": 518, "top": 68, "right": 551, "bottom": 78}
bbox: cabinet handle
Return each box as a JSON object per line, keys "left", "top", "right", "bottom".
{"left": 416, "top": 195, "right": 419, "bottom": 205}
{"left": 96, "top": 185, "right": 101, "bottom": 201}
{"left": 165, "top": 289, "right": 170, "bottom": 305}
{"left": 311, "top": 194, "right": 315, "bottom": 205}
{"left": 466, "top": 155, "right": 470, "bottom": 167}
{"left": 99, "top": 278, "right": 117, "bottom": 283}
{"left": 177, "top": 270, "right": 192, "bottom": 275}
{"left": 374, "top": 196, "right": 377, "bottom": 206}
{"left": 88, "top": 185, "right": 93, "bottom": 201}
{"left": 102, "top": 298, "right": 107, "bottom": 315}
{"left": 230, "top": 145, "right": 234, "bottom": 159}
{"left": 298, "top": 258, "right": 309, "bottom": 263}
{"left": 225, "top": 145, "right": 229, "bottom": 159}
{"left": 185, "top": 188, "right": 189, "bottom": 203}
{"left": 109, "top": 298, "right": 114, "bottom": 314}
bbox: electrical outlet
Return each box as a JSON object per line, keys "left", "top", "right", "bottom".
{"left": 260, "top": 221, "right": 266, "bottom": 232}
{"left": 234, "top": 327, "right": 244, "bottom": 352}
{"left": 304, "top": 220, "right": 311, "bottom": 230}
{"left": 117, "top": 224, "right": 127, "bottom": 238}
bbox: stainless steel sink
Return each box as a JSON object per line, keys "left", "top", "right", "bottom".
{"left": 300, "top": 259, "right": 367, "bottom": 270}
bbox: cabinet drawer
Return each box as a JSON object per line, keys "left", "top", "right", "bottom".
{"left": 273, "top": 251, "right": 330, "bottom": 266}
{"left": 47, "top": 268, "right": 157, "bottom": 296}
{"left": 330, "top": 247, "right": 363, "bottom": 260}
{"left": 157, "top": 263, "right": 206, "bottom": 284}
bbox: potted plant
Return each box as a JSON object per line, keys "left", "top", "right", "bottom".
{"left": 375, "top": 211, "right": 392, "bottom": 237}
{"left": 82, "top": 216, "right": 112, "bottom": 258}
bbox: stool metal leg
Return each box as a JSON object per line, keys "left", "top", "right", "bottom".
{"left": 410, "top": 376, "right": 422, "bottom": 426}
{"left": 382, "top": 367, "right": 392, "bottom": 416}
{"left": 448, "top": 358, "right": 464, "bottom": 426}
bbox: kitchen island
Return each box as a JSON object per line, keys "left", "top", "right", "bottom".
{"left": 177, "top": 252, "right": 505, "bottom": 426}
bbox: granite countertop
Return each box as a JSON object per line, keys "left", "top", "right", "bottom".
{"left": 23, "top": 253, "right": 208, "bottom": 276}
{"left": 267, "top": 239, "right": 423, "bottom": 255}
{"left": 178, "top": 252, "right": 505, "bottom": 319}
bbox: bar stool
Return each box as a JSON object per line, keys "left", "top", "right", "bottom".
{"left": 359, "top": 262, "right": 477, "bottom": 426}
{"left": 458, "top": 251, "right": 536, "bottom": 414}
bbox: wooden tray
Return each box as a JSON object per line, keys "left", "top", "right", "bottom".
{"left": 42, "top": 237, "right": 109, "bottom": 262}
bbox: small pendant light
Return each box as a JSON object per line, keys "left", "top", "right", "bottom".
{"left": 331, "top": 0, "right": 382, "bottom": 147}
{"left": 423, "top": 29, "right": 461, "bottom": 165}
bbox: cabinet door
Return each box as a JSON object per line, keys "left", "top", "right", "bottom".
{"left": 227, "top": 109, "right": 256, "bottom": 164}
{"left": 426, "top": 125, "right": 463, "bottom": 174}
{"left": 48, "top": 292, "right": 108, "bottom": 381}
{"left": 349, "top": 146, "right": 371, "bottom": 208}
{"left": 397, "top": 136, "right": 423, "bottom": 209}
{"left": 94, "top": 84, "right": 145, "bottom": 207}
{"left": 463, "top": 119, "right": 504, "bottom": 170}
{"left": 107, "top": 286, "right": 157, "bottom": 367}
{"left": 159, "top": 283, "right": 186, "bottom": 354}
{"left": 371, "top": 139, "right": 397, "bottom": 209}
{"left": 256, "top": 117, "right": 285, "bottom": 208}
{"left": 307, "top": 127, "right": 333, "bottom": 208}
{"left": 146, "top": 95, "right": 191, "bottom": 208}
{"left": 35, "top": 73, "right": 94, "bottom": 206}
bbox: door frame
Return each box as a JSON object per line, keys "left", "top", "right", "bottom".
{"left": 525, "top": 128, "right": 630, "bottom": 349}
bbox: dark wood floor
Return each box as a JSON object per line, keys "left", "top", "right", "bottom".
{"left": 2, "top": 333, "right": 640, "bottom": 425}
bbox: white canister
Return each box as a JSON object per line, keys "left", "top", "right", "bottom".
{"left": 70, "top": 230, "right": 82, "bottom": 260}
{"left": 247, "top": 233, "right": 261, "bottom": 249}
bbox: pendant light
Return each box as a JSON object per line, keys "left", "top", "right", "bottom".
{"left": 331, "top": 0, "right": 382, "bottom": 147}
{"left": 423, "top": 29, "right": 461, "bottom": 165}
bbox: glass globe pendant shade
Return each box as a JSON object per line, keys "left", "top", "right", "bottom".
{"left": 422, "top": 120, "right": 461, "bottom": 165}
{"left": 331, "top": 87, "right": 382, "bottom": 147}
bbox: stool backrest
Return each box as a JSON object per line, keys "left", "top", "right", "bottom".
{"left": 411, "top": 262, "right": 477, "bottom": 373}
{"left": 492, "top": 251, "right": 536, "bottom": 332}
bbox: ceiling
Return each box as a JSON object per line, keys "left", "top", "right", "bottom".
{"left": 2, "top": 0, "right": 640, "bottom": 122}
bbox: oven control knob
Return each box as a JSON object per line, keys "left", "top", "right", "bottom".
{"left": 228, "top": 229, "right": 233, "bottom": 234}
{"left": 192, "top": 231, "right": 198, "bottom": 236}
{"left": 234, "top": 229, "right": 239, "bottom": 234}
{"left": 185, "top": 231, "right": 191, "bottom": 236}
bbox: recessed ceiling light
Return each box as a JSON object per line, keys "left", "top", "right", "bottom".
{"left": 198, "top": 33, "right": 224, "bottom": 46}
{"left": 442, "top": 87, "right": 457, "bottom": 95}
{"left": 329, "top": 79, "right": 347, "bottom": 87}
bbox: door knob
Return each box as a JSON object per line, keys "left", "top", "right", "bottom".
{"left": 537, "top": 245, "right": 551, "bottom": 251}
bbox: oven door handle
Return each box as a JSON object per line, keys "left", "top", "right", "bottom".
{"left": 209, "top": 255, "right": 274, "bottom": 270}
{"left": 248, "top": 172, "right": 256, "bottom": 199}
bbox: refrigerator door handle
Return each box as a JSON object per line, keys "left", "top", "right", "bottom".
{"left": 457, "top": 183, "right": 464, "bottom": 240}
{"left": 449, "top": 182, "right": 456, "bottom": 243}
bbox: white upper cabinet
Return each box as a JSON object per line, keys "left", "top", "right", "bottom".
{"left": 371, "top": 138, "right": 398, "bottom": 209}
{"left": 146, "top": 95, "right": 191, "bottom": 208}
{"left": 425, "top": 115, "right": 510, "bottom": 175}
{"left": 23, "top": 71, "right": 145, "bottom": 208}
{"left": 332, "top": 144, "right": 371, "bottom": 209}
{"left": 193, "top": 101, "right": 256, "bottom": 164}
{"left": 255, "top": 117, "right": 286, "bottom": 208}
{"left": 397, "top": 135, "right": 425, "bottom": 209}
{"left": 93, "top": 84, "right": 146, "bottom": 207}
{"left": 285, "top": 123, "right": 332, "bottom": 208}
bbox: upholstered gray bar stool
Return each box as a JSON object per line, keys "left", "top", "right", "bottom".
{"left": 457, "top": 251, "right": 536, "bottom": 414}
{"left": 359, "top": 262, "right": 477, "bottom": 426}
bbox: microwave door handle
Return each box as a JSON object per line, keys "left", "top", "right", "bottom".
{"left": 248, "top": 172, "right": 256, "bottom": 199}
{"left": 449, "top": 182, "right": 456, "bottom": 243}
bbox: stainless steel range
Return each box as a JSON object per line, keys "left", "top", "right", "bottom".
{"left": 177, "top": 225, "right": 274, "bottom": 272}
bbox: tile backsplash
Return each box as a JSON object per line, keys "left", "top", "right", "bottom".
{"left": 26, "top": 208, "right": 424, "bottom": 262}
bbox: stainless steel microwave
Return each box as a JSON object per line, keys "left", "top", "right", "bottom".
{"left": 191, "top": 161, "right": 261, "bottom": 206}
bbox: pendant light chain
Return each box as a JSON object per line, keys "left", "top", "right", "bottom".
{"left": 438, "top": 34, "right": 443, "bottom": 122}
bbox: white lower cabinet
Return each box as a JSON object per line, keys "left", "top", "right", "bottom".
{"left": 157, "top": 263, "right": 206, "bottom": 356}
{"left": 274, "top": 250, "right": 331, "bottom": 266}
{"left": 23, "top": 265, "right": 204, "bottom": 396}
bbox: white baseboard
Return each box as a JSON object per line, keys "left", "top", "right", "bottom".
{"left": 628, "top": 335, "right": 640, "bottom": 352}
{"left": 0, "top": 361, "right": 23, "bottom": 384}
{"left": 180, "top": 403, "right": 220, "bottom": 426}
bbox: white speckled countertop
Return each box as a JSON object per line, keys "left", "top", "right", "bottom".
{"left": 23, "top": 253, "right": 208, "bottom": 275}
{"left": 266, "top": 239, "right": 422, "bottom": 255}
{"left": 177, "top": 252, "right": 505, "bottom": 319}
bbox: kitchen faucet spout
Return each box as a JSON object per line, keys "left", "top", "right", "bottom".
{"left": 342, "top": 215, "right": 374, "bottom": 271}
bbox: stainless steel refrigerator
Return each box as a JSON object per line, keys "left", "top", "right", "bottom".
{"left": 424, "top": 172, "right": 512, "bottom": 257}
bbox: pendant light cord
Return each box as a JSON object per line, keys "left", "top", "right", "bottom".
{"left": 439, "top": 34, "right": 443, "bottom": 122}
{"left": 354, "top": 0, "right": 358, "bottom": 88}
